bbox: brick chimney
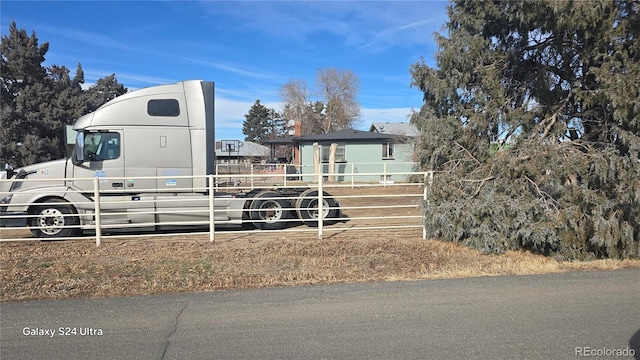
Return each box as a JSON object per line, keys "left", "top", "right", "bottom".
{"left": 294, "top": 120, "right": 301, "bottom": 136}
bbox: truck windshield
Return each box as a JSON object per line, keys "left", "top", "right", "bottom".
{"left": 84, "top": 132, "right": 121, "bottom": 161}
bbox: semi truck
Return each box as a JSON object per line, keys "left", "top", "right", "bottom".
{"left": 0, "top": 80, "right": 340, "bottom": 238}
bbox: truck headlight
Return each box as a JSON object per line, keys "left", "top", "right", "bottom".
{"left": 0, "top": 194, "right": 13, "bottom": 205}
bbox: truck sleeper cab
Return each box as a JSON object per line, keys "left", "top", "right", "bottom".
{"left": 0, "top": 80, "right": 341, "bottom": 238}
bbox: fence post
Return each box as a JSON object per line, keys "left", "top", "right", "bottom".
{"left": 351, "top": 163, "right": 355, "bottom": 189}
{"left": 422, "top": 171, "right": 433, "bottom": 240}
{"left": 317, "top": 164, "right": 324, "bottom": 240}
{"left": 250, "top": 164, "right": 255, "bottom": 189}
{"left": 208, "top": 174, "right": 215, "bottom": 242}
{"left": 383, "top": 163, "right": 388, "bottom": 187}
{"left": 215, "top": 164, "right": 219, "bottom": 189}
{"left": 93, "top": 177, "right": 102, "bottom": 246}
{"left": 283, "top": 164, "right": 287, "bottom": 187}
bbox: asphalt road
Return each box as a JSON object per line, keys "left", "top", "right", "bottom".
{"left": 2, "top": 270, "right": 639, "bottom": 360}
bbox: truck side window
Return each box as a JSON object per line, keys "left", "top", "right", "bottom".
{"left": 84, "top": 132, "right": 120, "bottom": 161}
{"left": 148, "top": 99, "right": 180, "bottom": 116}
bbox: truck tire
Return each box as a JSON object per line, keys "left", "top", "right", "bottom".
{"left": 249, "top": 191, "right": 291, "bottom": 230}
{"left": 30, "top": 199, "right": 80, "bottom": 238}
{"left": 295, "top": 189, "right": 339, "bottom": 227}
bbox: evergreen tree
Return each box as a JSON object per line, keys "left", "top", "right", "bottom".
{"left": 267, "top": 107, "right": 286, "bottom": 139}
{"left": 1, "top": 21, "right": 128, "bottom": 167}
{"left": 0, "top": 20, "right": 49, "bottom": 167}
{"left": 301, "top": 101, "right": 326, "bottom": 135}
{"left": 281, "top": 99, "right": 326, "bottom": 135}
{"left": 411, "top": 0, "right": 639, "bottom": 259}
{"left": 242, "top": 100, "right": 284, "bottom": 142}
{"left": 85, "top": 73, "right": 127, "bottom": 112}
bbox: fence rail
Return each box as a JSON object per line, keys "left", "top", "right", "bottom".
{"left": 1, "top": 169, "right": 432, "bottom": 245}
{"left": 215, "top": 161, "right": 420, "bottom": 187}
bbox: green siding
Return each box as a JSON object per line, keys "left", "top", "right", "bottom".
{"left": 298, "top": 141, "right": 417, "bottom": 182}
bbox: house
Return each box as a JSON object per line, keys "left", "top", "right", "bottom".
{"left": 295, "top": 128, "right": 417, "bottom": 182}
{"left": 261, "top": 121, "right": 419, "bottom": 182}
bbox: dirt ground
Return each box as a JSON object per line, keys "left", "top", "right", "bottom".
{"left": 2, "top": 184, "right": 639, "bottom": 302}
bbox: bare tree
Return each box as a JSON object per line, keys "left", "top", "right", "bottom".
{"left": 279, "top": 79, "right": 327, "bottom": 135}
{"left": 279, "top": 69, "right": 361, "bottom": 135}
{"left": 316, "top": 67, "right": 360, "bottom": 133}
{"left": 279, "top": 78, "right": 308, "bottom": 124}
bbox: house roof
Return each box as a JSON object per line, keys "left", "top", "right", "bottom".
{"left": 215, "top": 140, "right": 269, "bottom": 157}
{"left": 296, "top": 129, "right": 401, "bottom": 142}
{"left": 369, "top": 122, "right": 418, "bottom": 137}
{"left": 261, "top": 124, "right": 415, "bottom": 145}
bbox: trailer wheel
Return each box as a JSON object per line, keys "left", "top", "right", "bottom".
{"left": 249, "top": 191, "right": 291, "bottom": 230}
{"left": 30, "top": 199, "right": 80, "bottom": 238}
{"left": 295, "top": 189, "right": 339, "bottom": 227}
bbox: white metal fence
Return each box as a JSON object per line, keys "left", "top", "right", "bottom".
{"left": 0, "top": 168, "right": 433, "bottom": 245}
{"left": 215, "top": 162, "right": 419, "bottom": 187}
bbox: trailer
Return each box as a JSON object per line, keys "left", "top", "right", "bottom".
{"left": 0, "top": 80, "right": 340, "bottom": 238}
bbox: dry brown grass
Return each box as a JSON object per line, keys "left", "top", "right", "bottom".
{"left": 2, "top": 229, "right": 639, "bottom": 302}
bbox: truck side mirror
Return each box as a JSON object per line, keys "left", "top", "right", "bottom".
{"left": 4, "top": 163, "right": 15, "bottom": 179}
{"left": 72, "top": 131, "right": 85, "bottom": 165}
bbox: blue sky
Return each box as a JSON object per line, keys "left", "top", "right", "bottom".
{"left": 1, "top": 1, "right": 448, "bottom": 140}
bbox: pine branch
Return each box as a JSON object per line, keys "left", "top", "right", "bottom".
{"left": 454, "top": 141, "right": 481, "bottom": 165}
{"left": 523, "top": 176, "right": 559, "bottom": 213}
{"left": 539, "top": 95, "right": 572, "bottom": 139}
{"left": 540, "top": 113, "right": 558, "bottom": 139}
{"left": 461, "top": 176, "right": 496, "bottom": 198}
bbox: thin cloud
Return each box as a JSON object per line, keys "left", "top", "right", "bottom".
{"left": 32, "top": 23, "right": 136, "bottom": 52}
{"left": 361, "top": 107, "right": 414, "bottom": 122}
{"left": 174, "top": 55, "right": 285, "bottom": 82}
{"left": 80, "top": 69, "right": 176, "bottom": 88}
{"left": 196, "top": 1, "right": 444, "bottom": 51}
{"left": 198, "top": 1, "right": 350, "bottom": 40}
{"left": 358, "top": 16, "right": 444, "bottom": 52}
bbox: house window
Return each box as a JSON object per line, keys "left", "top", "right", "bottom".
{"left": 382, "top": 142, "right": 394, "bottom": 159}
{"left": 321, "top": 143, "right": 346, "bottom": 162}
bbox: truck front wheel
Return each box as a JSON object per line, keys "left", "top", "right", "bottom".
{"left": 249, "top": 191, "right": 290, "bottom": 230}
{"left": 30, "top": 200, "right": 80, "bottom": 238}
